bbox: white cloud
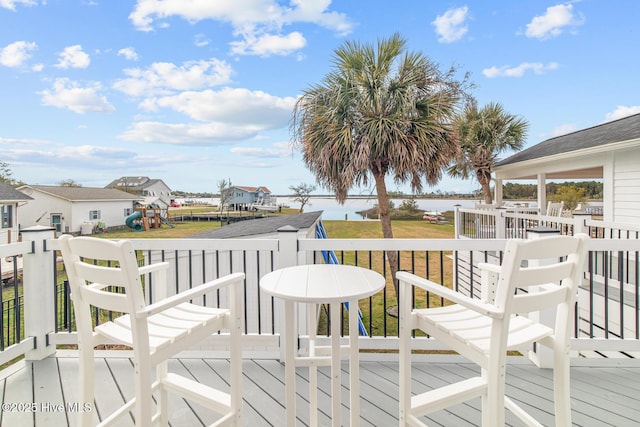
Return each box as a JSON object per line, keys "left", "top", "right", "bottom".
{"left": 0, "top": 0, "right": 36, "bottom": 11}
{"left": 525, "top": 3, "right": 584, "bottom": 40}
{"left": 118, "top": 121, "right": 260, "bottom": 145}
{"left": 128, "top": 0, "right": 353, "bottom": 56}
{"left": 432, "top": 6, "right": 469, "bottom": 43}
{"left": 230, "top": 31, "right": 306, "bottom": 56}
{"left": 55, "top": 45, "right": 90, "bottom": 69}
{"left": 39, "top": 78, "right": 115, "bottom": 114}
{"left": 230, "top": 142, "right": 291, "bottom": 158}
{"left": 117, "top": 47, "right": 139, "bottom": 61}
{"left": 604, "top": 105, "right": 640, "bottom": 122}
{"left": 113, "top": 58, "right": 233, "bottom": 97}
{"left": 550, "top": 123, "right": 577, "bottom": 137}
{"left": 194, "top": 33, "right": 210, "bottom": 47}
{"left": 148, "top": 87, "right": 296, "bottom": 126}
{"left": 119, "top": 89, "right": 296, "bottom": 145}
{"left": 0, "top": 41, "right": 37, "bottom": 67}
{"left": 482, "top": 62, "right": 559, "bottom": 78}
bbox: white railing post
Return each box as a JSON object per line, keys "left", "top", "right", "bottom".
{"left": 276, "top": 225, "right": 299, "bottom": 269}
{"left": 454, "top": 205, "right": 461, "bottom": 239}
{"left": 526, "top": 226, "right": 560, "bottom": 368}
{"left": 495, "top": 208, "right": 506, "bottom": 239}
{"left": 275, "top": 226, "right": 302, "bottom": 363}
{"left": 21, "top": 226, "right": 57, "bottom": 361}
{"left": 572, "top": 213, "right": 592, "bottom": 235}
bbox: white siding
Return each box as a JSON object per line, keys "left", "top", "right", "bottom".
{"left": 613, "top": 149, "right": 640, "bottom": 224}
{"left": 19, "top": 191, "right": 135, "bottom": 233}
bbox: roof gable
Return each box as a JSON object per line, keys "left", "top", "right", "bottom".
{"left": 0, "top": 182, "right": 32, "bottom": 201}
{"left": 496, "top": 113, "right": 640, "bottom": 167}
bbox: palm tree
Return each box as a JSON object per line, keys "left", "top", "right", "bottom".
{"left": 291, "top": 33, "right": 466, "bottom": 299}
{"left": 449, "top": 100, "right": 529, "bottom": 204}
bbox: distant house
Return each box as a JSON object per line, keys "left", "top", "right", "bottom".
{"left": 105, "top": 176, "right": 173, "bottom": 208}
{"left": 17, "top": 185, "right": 141, "bottom": 234}
{"left": 223, "top": 186, "right": 274, "bottom": 211}
{"left": 0, "top": 182, "right": 32, "bottom": 243}
{"left": 493, "top": 113, "right": 640, "bottom": 223}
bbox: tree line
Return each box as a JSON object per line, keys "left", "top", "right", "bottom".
{"left": 503, "top": 181, "right": 603, "bottom": 200}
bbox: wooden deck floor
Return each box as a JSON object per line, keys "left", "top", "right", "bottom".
{"left": 1, "top": 352, "right": 639, "bottom": 426}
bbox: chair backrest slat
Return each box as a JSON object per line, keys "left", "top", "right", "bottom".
{"left": 495, "top": 234, "right": 588, "bottom": 316}
{"left": 512, "top": 285, "right": 568, "bottom": 314}
{"left": 59, "top": 235, "right": 147, "bottom": 317}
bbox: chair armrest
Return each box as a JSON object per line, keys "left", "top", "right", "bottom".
{"left": 396, "top": 271, "right": 504, "bottom": 319}
{"left": 139, "top": 272, "right": 245, "bottom": 318}
{"left": 139, "top": 262, "right": 170, "bottom": 275}
{"left": 477, "top": 262, "right": 501, "bottom": 274}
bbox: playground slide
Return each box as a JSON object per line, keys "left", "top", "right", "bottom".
{"left": 125, "top": 211, "right": 143, "bottom": 232}
{"left": 160, "top": 216, "right": 175, "bottom": 228}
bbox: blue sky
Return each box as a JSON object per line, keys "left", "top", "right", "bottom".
{"left": 1, "top": 1, "right": 639, "bottom": 195}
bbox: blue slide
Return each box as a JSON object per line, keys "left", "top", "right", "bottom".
{"left": 315, "top": 221, "right": 368, "bottom": 336}
{"left": 125, "top": 211, "right": 143, "bottom": 232}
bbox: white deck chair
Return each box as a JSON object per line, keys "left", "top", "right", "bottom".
{"left": 546, "top": 201, "right": 564, "bottom": 217}
{"left": 398, "top": 234, "right": 589, "bottom": 427}
{"left": 58, "top": 235, "right": 244, "bottom": 426}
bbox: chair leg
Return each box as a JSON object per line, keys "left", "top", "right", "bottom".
{"left": 483, "top": 360, "right": 506, "bottom": 427}
{"left": 133, "top": 356, "right": 154, "bottom": 425}
{"left": 78, "top": 344, "right": 95, "bottom": 427}
{"left": 553, "top": 349, "right": 572, "bottom": 426}
{"left": 398, "top": 281, "right": 412, "bottom": 426}
{"left": 157, "top": 361, "right": 169, "bottom": 426}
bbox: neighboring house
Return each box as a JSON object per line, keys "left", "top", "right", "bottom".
{"left": 193, "top": 211, "right": 322, "bottom": 240}
{"left": 0, "top": 181, "right": 32, "bottom": 243}
{"left": 222, "top": 186, "right": 274, "bottom": 211}
{"left": 105, "top": 176, "right": 173, "bottom": 208}
{"left": 17, "top": 185, "right": 141, "bottom": 234}
{"left": 493, "top": 113, "right": 640, "bottom": 223}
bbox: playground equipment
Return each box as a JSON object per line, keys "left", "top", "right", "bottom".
{"left": 125, "top": 205, "right": 174, "bottom": 232}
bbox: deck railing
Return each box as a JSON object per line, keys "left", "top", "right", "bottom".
{"left": 1, "top": 224, "right": 639, "bottom": 369}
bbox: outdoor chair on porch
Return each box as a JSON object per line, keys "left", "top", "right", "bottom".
{"left": 546, "top": 201, "right": 565, "bottom": 217}
{"left": 398, "top": 234, "right": 589, "bottom": 426}
{"left": 58, "top": 235, "right": 244, "bottom": 426}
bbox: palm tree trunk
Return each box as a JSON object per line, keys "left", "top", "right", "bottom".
{"left": 373, "top": 170, "right": 399, "bottom": 301}
{"left": 477, "top": 171, "right": 493, "bottom": 204}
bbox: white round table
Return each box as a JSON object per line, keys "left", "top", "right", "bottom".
{"left": 260, "top": 264, "right": 385, "bottom": 427}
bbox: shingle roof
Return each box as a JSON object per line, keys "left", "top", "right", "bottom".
{"left": 495, "top": 113, "right": 640, "bottom": 167}
{"left": 192, "top": 211, "right": 323, "bottom": 239}
{"left": 19, "top": 185, "right": 141, "bottom": 201}
{"left": 105, "top": 176, "right": 151, "bottom": 188}
{"left": 0, "top": 182, "right": 32, "bottom": 201}
{"left": 233, "top": 186, "right": 272, "bottom": 194}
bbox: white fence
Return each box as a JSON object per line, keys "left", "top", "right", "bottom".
{"left": 1, "top": 225, "right": 639, "bottom": 368}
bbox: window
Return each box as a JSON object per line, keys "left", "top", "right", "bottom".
{"left": 124, "top": 208, "right": 133, "bottom": 216}
{"left": 1, "top": 205, "right": 12, "bottom": 228}
{"left": 89, "top": 210, "right": 101, "bottom": 220}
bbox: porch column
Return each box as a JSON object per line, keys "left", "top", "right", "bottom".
{"left": 493, "top": 178, "right": 503, "bottom": 206}
{"left": 21, "top": 225, "right": 57, "bottom": 361}
{"left": 537, "top": 173, "right": 547, "bottom": 214}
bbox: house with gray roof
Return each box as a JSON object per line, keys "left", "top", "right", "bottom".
{"left": 0, "top": 181, "right": 32, "bottom": 243}
{"left": 493, "top": 113, "right": 640, "bottom": 223}
{"left": 17, "top": 185, "right": 141, "bottom": 234}
{"left": 105, "top": 176, "right": 173, "bottom": 208}
{"left": 193, "top": 211, "right": 323, "bottom": 239}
